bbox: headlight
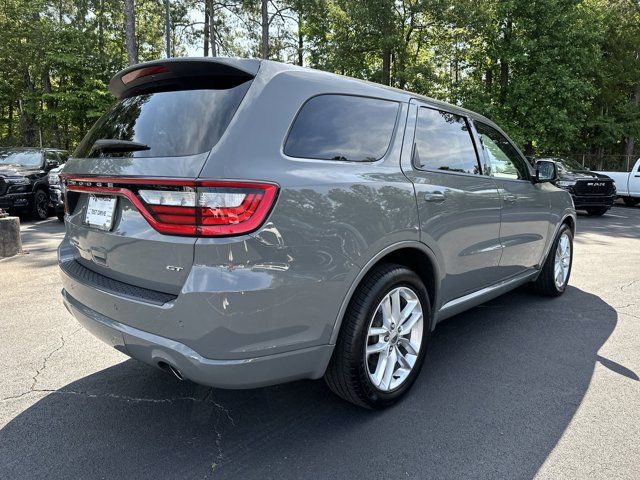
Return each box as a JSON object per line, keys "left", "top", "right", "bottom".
{"left": 5, "top": 176, "right": 29, "bottom": 186}
{"left": 557, "top": 180, "right": 576, "bottom": 188}
{"left": 48, "top": 173, "right": 60, "bottom": 185}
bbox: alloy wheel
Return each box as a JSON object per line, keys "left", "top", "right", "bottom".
{"left": 35, "top": 191, "right": 48, "bottom": 219}
{"left": 365, "top": 286, "right": 424, "bottom": 392}
{"left": 554, "top": 232, "right": 571, "bottom": 288}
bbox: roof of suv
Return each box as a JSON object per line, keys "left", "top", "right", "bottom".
{"left": 109, "top": 58, "right": 495, "bottom": 127}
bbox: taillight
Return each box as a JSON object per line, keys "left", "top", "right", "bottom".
{"left": 121, "top": 65, "right": 171, "bottom": 84}
{"left": 63, "top": 177, "right": 278, "bottom": 237}
{"left": 140, "top": 182, "right": 277, "bottom": 236}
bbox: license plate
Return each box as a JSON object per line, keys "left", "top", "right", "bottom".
{"left": 85, "top": 195, "right": 117, "bottom": 231}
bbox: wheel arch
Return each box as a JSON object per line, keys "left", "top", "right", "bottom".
{"left": 562, "top": 214, "right": 575, "bottom": 234}
{"left": 32, "top": 179, "right": 49, "bottom": 194}
{"left": 329, "top": 241, "right": 441, "bottom": 344}
{"left": 537, "top": 210, "right": 576, "bottom": 273}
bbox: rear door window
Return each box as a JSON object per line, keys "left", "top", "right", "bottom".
{"left": 413, "top": 107, "right": 480, "bottom": 174}
{"left": 75, "top": 82, "right": 251, "bottom": 158}
{"left": 284, "top": 94, "right": 399, "bottom": 162}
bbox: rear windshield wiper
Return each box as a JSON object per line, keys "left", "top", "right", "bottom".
{"left": 92, "top": 139, "right": 150, "bottom": 153}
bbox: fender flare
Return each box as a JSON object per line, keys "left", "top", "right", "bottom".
{"left": 32, "top": 179, "right": 49, "bottom": 194}
{"left": 537, "top": 209, "right": 576, "bottom": 272}
{"left": 329, "top": 240, "right": 441, "bottom": 344}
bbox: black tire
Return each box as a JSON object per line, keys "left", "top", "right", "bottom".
{"left": 586, "top": 206, "right": 609, "bottom": 216}
{"left": 531, "top": 224, "right": 573, "bottom": 297}
{"left": 324, "top": 263, "right": 431, "bottom": 409}
{"left": 623, "top": 197, "right": 639, "bottom": 207}
{"left": 30, "top": 189, "right": 49, "bottom": 220}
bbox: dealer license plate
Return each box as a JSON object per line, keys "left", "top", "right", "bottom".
{"left": 85, "top": 195, "right": 117, "bottom": 231}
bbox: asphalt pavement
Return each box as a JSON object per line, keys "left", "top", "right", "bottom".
{"left": 1, "top": 206, "right": 639, "bottom": 479}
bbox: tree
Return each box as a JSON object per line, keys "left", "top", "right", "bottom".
{"left": 124, "top": 0, "right": 138, "bottom": 65}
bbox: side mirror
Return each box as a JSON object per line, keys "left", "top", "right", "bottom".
{"left": 535, "top": 160, "right": 557, "bottom": 183}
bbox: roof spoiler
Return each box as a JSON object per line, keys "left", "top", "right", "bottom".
{"left": 109, "top": 58, "right": 260, "bottom": 99}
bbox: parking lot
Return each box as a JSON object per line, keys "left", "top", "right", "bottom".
{"left": 1, "top": 206, "right": 639, "bottom": 479}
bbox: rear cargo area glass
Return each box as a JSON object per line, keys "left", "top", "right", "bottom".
{"left": 75, "top": 82, "right": 251, "bottom": 158}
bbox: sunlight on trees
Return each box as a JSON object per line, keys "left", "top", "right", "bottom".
{"left": 0, "top": 0, "right": 638, "bottom": 167}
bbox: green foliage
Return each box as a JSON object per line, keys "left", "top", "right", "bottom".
{"left": 0, "top": 0, "right": 188, "bottom": 149}
{"left": 0, "top": 0, "right": 638, "bottom": 160}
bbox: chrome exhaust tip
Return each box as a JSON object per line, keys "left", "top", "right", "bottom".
{"left": 158, "top": 361, "right": 183, "bottom": 381}
{"left": 167, "top": 364, "right": 183, "bottom": 381}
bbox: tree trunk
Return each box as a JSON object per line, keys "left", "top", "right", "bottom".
{"left": 209, "top": 0, "right": 217, "bottom": 57}
{"left": 98, "top": 0, "right": 105, "bottom": 69}
{"left": 524, "top": 140, "right": 534, "bottom": 157}
{"left": 499, "top": 20, "right": 512, "bottom": 105}
{"left": 42, "top": 69, "right": 60, "bottom": 148}
{"left": 382, "top": 46, "right": 391, "bottom": 86}
{"left": 261, "top": 0, "right": 269, "bottom": 59}
{"left": 485, "top": 67, "right": 493, "bottom": 92}
{"left": 297, "top": 21, "right": 303, "bottom": 66}
{"left": 124, "top": 0, "right": 138, "bottom": 66}
{"left": 20, "top": 69, "right": 37, "bottom": 146}
{"left": 7, "top": 104, "right": 13, "bottom": 140}
{"left": 204, "top": 0, "right": 210, "bottom": 56}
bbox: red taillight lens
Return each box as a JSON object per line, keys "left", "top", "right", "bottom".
{"left": 63, "top": 177, "right": 278, "bottom": 237}
{"left": 140, "top": 182, "right": 278, "bottom": 236}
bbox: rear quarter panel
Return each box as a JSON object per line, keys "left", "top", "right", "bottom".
{"left": 192, "top": 66, "right": 421, "bottom": 355}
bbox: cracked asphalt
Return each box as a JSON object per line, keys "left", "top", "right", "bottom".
{"left": 1, "top": 206, "right": 639, "bottom": 479}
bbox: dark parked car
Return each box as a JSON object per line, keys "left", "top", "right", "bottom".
{"left": 0, "top": 147, "right": 68, "bottom": 219}
{"left": 59, "top": 58, "right": 576, "bottom": 409}
{"left": 537, "top": 157, "right": 616, "bottom": 216}
{"left": 48, "top": 165, "right": 66, "bottom": 221}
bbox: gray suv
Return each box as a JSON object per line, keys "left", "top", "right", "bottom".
{"left": 59, "top": 58, "right": 576, "bottom": 408}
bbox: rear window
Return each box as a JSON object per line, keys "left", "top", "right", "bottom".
{"left": 75, "top": 82, "right": 251, "bottom": 158}
{"left": 284, "top": 94, "right": 399, "bottom": 162}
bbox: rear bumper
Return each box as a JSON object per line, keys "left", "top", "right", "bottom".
{"left": 571, "top": 194, "right": 615, "bottom": 208}
{"left": 62, "top": 288, "right": 333, "bottom": 388}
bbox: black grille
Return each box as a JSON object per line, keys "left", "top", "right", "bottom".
{"left": 0, "top": 178, "right": 6, "bottom": 196}
{"left": 60, "top": 259, "right": 177, "bottom": 305}
{"left": 573, "top": 179, "right": 614, "bottom": 196}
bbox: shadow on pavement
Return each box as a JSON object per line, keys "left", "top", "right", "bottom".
{"left": 2, "top": 218, "right": 65, "bottom": 267}
{"left": 0, "top": 287, "right": 622, "bottom": 479}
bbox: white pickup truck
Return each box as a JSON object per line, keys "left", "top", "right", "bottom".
{"left": 597, "top": 158, "right": 640, "bottom": 206}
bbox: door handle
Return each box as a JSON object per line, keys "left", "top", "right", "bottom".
{"left": 424, "top": 191, "right": 446, "bottom": 203}
{"left": 503, "top": 194, "right": 517, "bottom": 205}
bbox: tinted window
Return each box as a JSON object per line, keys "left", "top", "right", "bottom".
{"left": 75, "top": 82, "right": 251, "bottom": 158}
{"left": 475, "top": 122, "right": 529, "bottom": 180}
{"left": 557, "top": 157, "right": 588, "bottom": 172}
{"left": 45, "top": 151, "right": 59, "bottom": 162}
{"left": 284, "top": 95, "right": 399, "bottom": 162}
{"left": 413, "top": 107, "right": 480, "bottom": 174}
